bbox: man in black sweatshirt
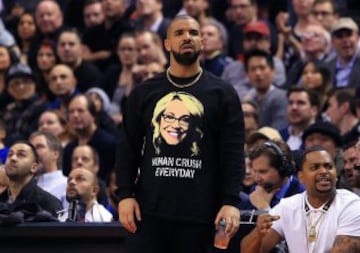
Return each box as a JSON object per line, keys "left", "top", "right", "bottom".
{"left": 116, "top": 15, "right": 245, "bottom": 253}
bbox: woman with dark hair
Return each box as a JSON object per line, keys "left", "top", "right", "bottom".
{"left": 300, "top": 60, "right": 332, "bottom": 111}
{"left": 15, "top": 12, "right": 37, "bottom": 64}
{"left": 0, "top": 45, "right": 18, "bottom": 110}
{"left": 38, "top": 109, "right": 75, "bottom": 147}
{"left": 35, "top": 40, "right": 59, "bottom": 99}
{"left": 103, "top": 33, "right": 139, "bottom": 125}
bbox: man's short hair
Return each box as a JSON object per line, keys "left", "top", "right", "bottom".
{"left": 244, "top": 49, "right": 274, "bottom": 72}
{"left": 299, "top": 145, "right": 329, "bottom": 169}
{"left": 287, "top": 86, "right": 321, "bottom": 108}
{"left": 313, "top": 0, "right": 338, "bottom": 14}
{"left": 11, "top": 140, "right": 39, "bottom": 163}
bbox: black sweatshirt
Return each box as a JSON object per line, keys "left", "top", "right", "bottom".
{"left": 116, "top": 71, "right": 245, "bottom": 224}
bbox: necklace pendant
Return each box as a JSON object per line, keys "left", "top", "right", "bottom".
{"left": 308, "top": 227, "right": 317, "bottom": 242}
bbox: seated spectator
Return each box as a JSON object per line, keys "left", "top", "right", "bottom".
{"left": 0, "top": 165, "right": 9, "bottom": 194}
{"left": 135, "top": 30, "right": 167, "bottom": 67}
{"left": 63, "top": 95, "right": 117, "bottom": 181}
{"left": 299, "top": 60, "right": 332, "bottom": 111}
{"left": 239, "top": 140, "right": 304, "bottom": 212}
{"left": 280, "top": 87, "right": 320, "bottom": 151}
{"left": 29, "top": 0, "right": 64, "bottom": 68}
{"left": 71, "top": 144, "right": 110, "bottom": 211}
{"left": 227, "top": 0, "right": 278, "bottom": 61}
{"left": 29, "top": 131, "right": 67, "bottom": 207}
{"left": 102, "top": 33, "right": 138, "bottom": 122}
{"left": 86, "top": 87, "right": 120, "bottom": 137}
{"left": 83, "top": 0, "right": 105, "bottom": 29}
{"left": 38, "top": 109, "right": 75, "bottom": 147}
{"left": 343, "top": 140, "right": 360, "bottom": 195}
{"left": 15, "top": 12, "right": 37, "bottom": 65}
{"left": 302, "top": 121, "right": 344, "bottom": 181}
{"left": 242, "top": 155, "right": 255, "bottom": 194}
{"left": 285, "top": 23, "right": 332, "bottom": 88}
{"left": 0, "top": 119, "right": 9, "bottom": 164}
{"left": 1, "top": 63, "right": 47, "bottom": 146}
{"left": 0, "top": 19, "right": 20, "bottom": 57}
{"left": 328, "top": 17, "right": 360, "bottom": 88}
{"left": 47, "top": 64, "right": 80, "bottom": 115}
{"left": 0, "top": 45, "right": 17, "bottom": 111}
{"left": 222, "top": 21, "right": 286, "bottom": 98}
{"left": 133, "top": 0, "right": 170, "bottom": 41}
{"left": 58, "top": 167, "right": 113, "bottom": 222}
{"left": 312, "top": 0, "right": 339, "bottom": 32}
{"left": 178, "top": 0, "right": 212, "bottom": 26}
{"left": 246, "top": 126, "right": 282, "bottom": 151}
{"left": 241, "top": 146, "right": 360, "bottom": 253}
{"left": 200, "top": 19, "right": 232, "bottom": 77}
{"left": 244, "top": 49, "right": 288, "bottom": 129}
{"left": 325, "top": 88, "right": 360, "bottom": 144}
{"left": 82, "top": 0, "right": 134, "bottom": 71}
{"left": 0, "top": 140, "right": 62, "bottom": 217}
{"left": 35, "top": 40, "right": 59, "bottom": 100}
{"left": 56, "top": 28, "right": 102, "bottom": 93}
{"left": 242, "top": 100, "right": 259, "bottom": 141}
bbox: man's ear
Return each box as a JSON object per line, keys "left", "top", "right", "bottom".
{"left": 92, "top": 184, "right": 99, "bottom": 197}
{"left": 30, "top": 163, "right": 38, "bottom": 174}
{"left": 297, "top": 170, "right": 303, "bottom": 184}
{"left": 164, "top": 38, "right": 171, "bottom": 52}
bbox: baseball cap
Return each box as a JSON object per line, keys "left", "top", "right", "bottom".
{"left": 302, "top": 121, "right": 342, "bottom": 147}
{"left": 6, "top": 63, "right": 35, "bottom": 84}
{"left": 331, "top": 17, "right": 359, "bottom": 34}
{"left": 247, "top": 126, "right": 282, "bottom": 144}
{"left": 243, "top": 21, "right": 270, "bottom": 37}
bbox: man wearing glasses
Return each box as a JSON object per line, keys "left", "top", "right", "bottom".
{"left": 312, "top": 0, "right": 339, "bottom": 32}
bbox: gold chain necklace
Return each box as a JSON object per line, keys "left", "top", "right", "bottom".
{"left": 166, "top": 67, "right": 203, "bottom": 88}
{"left": 303, "top": 192, "right": 336, "bottom": 253}
{"left": 307, "top": 211, "right": 325, "bottom": 242}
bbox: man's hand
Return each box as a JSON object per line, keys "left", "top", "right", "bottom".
{"left": 256, "top": 214, "right": 280, "bottom": 237}
{"left": 214, "top": 205, "right": 240, "bottom": 238}
{"left": 249, "top": 185, "right": 279, "bottom": 210}
{"left": 118, "top": 198, "right": 141, "bottom": 233}
{"left": 276, "top": 12, "right": 292, "bottom": 38}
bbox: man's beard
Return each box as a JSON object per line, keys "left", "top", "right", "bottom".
{"left": 172, "top": 50, "right": 201, "bottom": 66}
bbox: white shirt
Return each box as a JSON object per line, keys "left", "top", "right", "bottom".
{"left": 37, "top": 170, "right": 67, "bottom": 207}
{"left": 58, "top": 200, "right": 113, "bottom": 223}
{"left": 270, "top": 189, "right": 360, "bottom": 253}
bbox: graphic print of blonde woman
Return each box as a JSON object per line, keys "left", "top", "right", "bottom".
{"left": 152, "top": 91, "right": 204, "bottom": 156}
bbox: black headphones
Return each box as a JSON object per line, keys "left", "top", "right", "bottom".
{"left": 263, "top": 141, "right": 293, "bottom": 177}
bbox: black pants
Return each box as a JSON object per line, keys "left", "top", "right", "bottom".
{"left": 124, "top": 215, "right": 214, "bottom": 253}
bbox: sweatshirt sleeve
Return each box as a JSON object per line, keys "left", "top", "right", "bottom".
{"left": 219, "top": 84, "right": 245, "bottom": 206}
{"left": 115, "top": 88, "right": 146, "bottom": 201}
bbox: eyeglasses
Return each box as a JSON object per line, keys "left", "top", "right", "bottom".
{"left": 300, "top": 31, "right": 321, "bottom": 41}
{"left": 162, "top": 113, "right": 190, "bottom": 127}
{"left": 312, "top": 11, "right": 333, "bottom": 17}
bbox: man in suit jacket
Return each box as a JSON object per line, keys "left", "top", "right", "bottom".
{"left": 134, "top": 0, "right": 171, "bottom": 41}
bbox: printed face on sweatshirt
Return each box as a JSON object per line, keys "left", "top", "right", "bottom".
{"left": 151, "top": 92, "right": 204, "bottom": 156}
{"left": 160, "top": 99, "right": 190, "bottom": 145}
